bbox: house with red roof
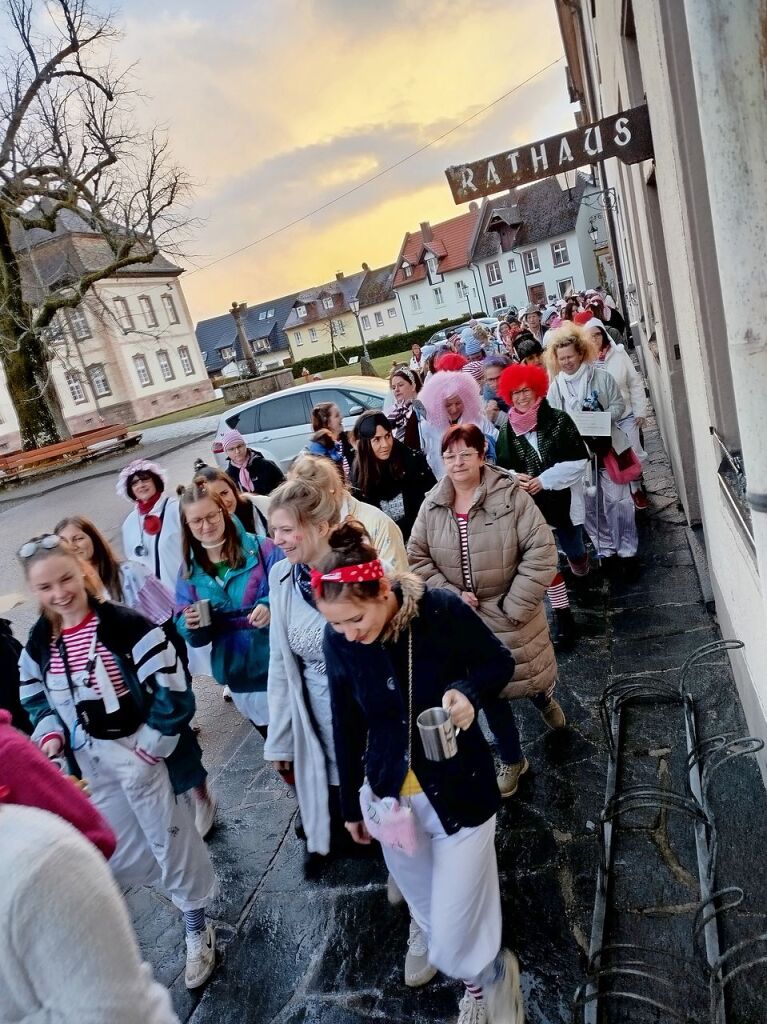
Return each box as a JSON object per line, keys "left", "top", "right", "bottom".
{"left": 392, "top": 203, "right": 483, "bottom": 328}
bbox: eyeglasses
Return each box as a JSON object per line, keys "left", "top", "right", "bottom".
{"left": 511, "top": 388, "right": 534, "bottom": 399}
{"left": 187, "top": 511, "right": 224, "bottom": 529}
{"left": 18, "top": 535, "right": 63, "bottom": 559}
{"left": 443, "top": 450, "right": 478, "bottom": 464}
{"left": 130, "top": 472, "right": 155, "bottom": 482}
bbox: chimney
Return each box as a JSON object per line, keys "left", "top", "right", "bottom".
{"left": 361, "top": 262, "right": 370, "bottom": 271}
{"left": 420, "top": 221, "right": 433, "bottom": 242}
{"left": 335, "top": 271, "right": 344, "bottom": 281}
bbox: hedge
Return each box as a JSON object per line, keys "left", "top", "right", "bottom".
{"left": 289, "top": 312, "right": 487, "bottom": 378}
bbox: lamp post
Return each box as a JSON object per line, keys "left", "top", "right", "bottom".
{"left": 459, "top": 280, "right": 472, "bottom": 317}
{"left": 348, "top": 297, "right": 374, "bottom": 376}
{"left": 588, "top": 217, "right": 599, "bottom": 245}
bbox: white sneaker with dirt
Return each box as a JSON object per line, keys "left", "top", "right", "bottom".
{"left": 185, "top": 924, "right": 216, "bottom": 989}
{"left": 222, "top": 685, "right": 233, "bottom": 702}
{"left": 496, "top": 758, "right": 529, "bottom": 798}
{"left": 404, "top": 918, "right": 437, "bottom": 987}
{"left": 457, "top": 990, "right": 488, "bottom": 1024}
{"left": 194, "top": 793, "right": 218, "bottom": 839}
{"left": 485, "top": 949, "right": 525, "bottom": 1023}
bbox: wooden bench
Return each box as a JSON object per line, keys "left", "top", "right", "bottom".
{"left": 0, "top": 425, "right": 131, "bottom": 474}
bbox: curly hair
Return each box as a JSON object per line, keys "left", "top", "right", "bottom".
{"left": 543, "top": 324, "right": 598, "bottom": 376}
{"left": 434, "top": 352, "right": 468, "bottom": 372}
{"left": 497, "top": 363, "right": 550, "bottom": 406}
{"left": 419, "top": 370, "right": 484, "bottom": 431}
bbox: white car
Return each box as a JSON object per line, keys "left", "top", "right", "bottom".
{"left": 212, "top": 376, "right": 390, "bottom": 471}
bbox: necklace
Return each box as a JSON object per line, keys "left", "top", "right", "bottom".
{"left": 201, "top": 540, "right": 225, "bottom": 551}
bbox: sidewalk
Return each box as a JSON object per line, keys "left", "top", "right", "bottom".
{"left": 127, "top": 413, "right": 767, "bottom": 1024}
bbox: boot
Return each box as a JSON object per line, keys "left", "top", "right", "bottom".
{"left": 553, "top": 608, "right": 578, "bottom": 652}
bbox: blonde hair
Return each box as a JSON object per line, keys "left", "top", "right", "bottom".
{"left": 21, "top": 540, "right": 101, "bottom": 636}
{"left": 288, "top": 454, "right": 347, "bottom": 509}
{"left": 473, "top": 324, "right": 491, "bottom": 343}
{"left": 543, "top": 323, "right": 598, "bottom": 376}
{"left": 268, "top": 475, "right": 341, "bottom": 533}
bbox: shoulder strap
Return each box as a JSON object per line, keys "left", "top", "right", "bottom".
{"left": 153, "top": 499, "right": 170, "bottom": 578}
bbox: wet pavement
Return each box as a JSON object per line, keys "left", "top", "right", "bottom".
{"left": 119, "top": 412, "right": 767, "bottom": 1023}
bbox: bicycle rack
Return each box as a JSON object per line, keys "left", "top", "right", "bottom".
{"left": 581, "top": 639, "right": 765, "bottom": 1024}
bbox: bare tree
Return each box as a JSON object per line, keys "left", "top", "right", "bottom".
{"left": 0, "top": 0, "right": 193, "bottom": 449}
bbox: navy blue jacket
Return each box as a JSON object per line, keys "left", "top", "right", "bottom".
{"left": 324, "top": 585, "right": 515, "bottom": 833}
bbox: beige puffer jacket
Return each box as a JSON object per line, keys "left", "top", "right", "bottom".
{"left": 407, "top": 465, "right": 558, "bottom": 698}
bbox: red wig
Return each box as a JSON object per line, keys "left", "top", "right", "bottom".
{"left": 498, "top": 363, "right": 550, "bottom": 405}
{"left": 434, "top": 352, "right": 468, "bottom": 372}
{"left": 573, "top": 310, "right": 593, "bottom": 326}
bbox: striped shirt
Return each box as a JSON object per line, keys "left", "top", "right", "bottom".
{"left": 48, "top": 612, "right": 128, "bottom": 697}
{"left": 454, "top": 513, "right": 473, "bottom": 591}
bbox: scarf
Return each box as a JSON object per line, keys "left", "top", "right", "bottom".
{"left": 557, "top": 362, "right": 591, "bottom": 411}
{"left": 293, "top": 563, "right": 316, "bottom": 608}
{"left": 229, "top": 455, "right": 254, "bottom": 493}
{"left": 335, "top": 440, "right": 351, "bottom": 481}
{"left": 136, "top": 492, "right": 162, "bottom": 516}
{"left": 506, "top": 396, "right": 544, "bottom": 436}
{"left": 137, "top": 492, "right": 164, "bottom": 535}
{"left": 388, "top": 401, "right": 413, "bottom": 442}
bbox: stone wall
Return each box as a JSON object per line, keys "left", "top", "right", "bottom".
{"left": 220, "top": 368, "right": 295, "bottom": 407}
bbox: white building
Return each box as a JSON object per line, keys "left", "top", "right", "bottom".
{"left": 356, "top": 263, "right": 403, "bottom": 342}
{"left": 555, "top": 0, "right": 767, "bottom": 778}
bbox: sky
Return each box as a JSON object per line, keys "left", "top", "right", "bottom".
{"left": 108, "top": 0, "right": 575, "bottom": 323}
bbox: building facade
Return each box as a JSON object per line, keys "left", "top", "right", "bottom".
{"left": 356, "top": 263, "right": 402, "bottom": 342}
{"left": 195, "top": 293, "right": 297, "bottom": 379}
{"left": 555, "top": 0, "right": 767, "bottom": 777}
{"left": 282, "top": 270, "right": 368, "bottom": 361}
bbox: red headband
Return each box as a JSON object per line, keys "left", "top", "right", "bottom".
{"left": 310, "top": 559, "right": 385, "bottom": 597}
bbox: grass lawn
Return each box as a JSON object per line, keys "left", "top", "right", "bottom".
{"left": 319, "top": 350, "right": 411, "bottom": 380}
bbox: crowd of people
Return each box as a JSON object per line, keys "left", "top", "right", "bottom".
{"left": 0, "top": 285, "right": 649, "bottom": 1024}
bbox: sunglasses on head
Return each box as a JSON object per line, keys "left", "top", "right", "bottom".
{"left": 18, "top": 534, "right": 63, "bottom": 559}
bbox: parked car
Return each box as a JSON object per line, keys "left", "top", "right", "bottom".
{"left": 211, "top": 376, "right": 390, "bottom": 471}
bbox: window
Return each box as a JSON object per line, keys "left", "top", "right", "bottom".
{"left": 426, "top": 256, "right": 440, "bottom": 280}
{"left": 178, "top": 346, "right": 194, "bottom": 375}
{"left": 308, "top": 388, "right": 385, "bottom": 418}
{"left": 492, "top": 294, "right": 508, "bottom": 311}
{"left": 226, "top": 406, "right": 260, "bottom": 435}
{"left": 557, "top": 278, "right": 575, "bottom": 298}
{"left": 88, "top": 364, "right": 111, "bottom": 397}
{"left": 403, "top": 264, "right": 413, "bottom": 278}
{"left": 157, "top": 350, "right": 175, "bottom": 381}
{"left": 361, "top": 315, "right": 371, "bottom": 330}
{"left": 267, "top": 308, "right": 274, "bottom": 317}
{"left": 322, "top": 297, "right": 334, "bottom": 310}
{"left": 374, "top": 311, "right": 384, "bottom": 327}
{"left": 486, "top": 261, "right": 502, "bottom": 285}
{"left": 255, "top": 338, "right": 269, "bottom": 352}
{"left": 296, "top": 305, "right": 307, "bottom": 318}
{"left": 388, "top": 307, "right": 397, "bottom": 318}
{"left": 258, "top": 393, "right": 310, "bottom": 432}
{"left": 220, "top": 345, "right": 236, "bottom": 361}
{"left": 113, "top": 297, "right": 134, "bottom": 331}
{"left": 507, "top": 258, "right": 517, "bottom": 273}
{"left": 331, "top": 319, "right": 345, "bottom": 336}
{"left": 138, "top": 295, "right": 158, "bottom": 328}
{"left": 294, "top": 331, "right": 303, "bottom": 346}
{"left": 433, "top": 287, "right": 444, "bottom": 306}
{"left": 551, "top": 240, "right": 570, "bottom": 267}
{"left": 65, "top": 371, "right": 87, "bottom": 403}
{"left": 67, "top": 306, "right": 91, "bottom": 340}
{"left": 162, "top": 294, "right": 180, "bottom": 324}
{"left": 133, "top": 354, "right": 152, "bottom": 386}
{"left": 523, "top": 249, "right": 540, "bottom": 274}
{"left": 258, "top": 311, "right": 267, "bottom": 320}
{"left": 410, "top": 294, "right": 421, "bottom": 312}
{"left": 456, "top": 281, "right": 468, "bottom": 299}
{"left": 309, "top": 327, "right": 318, "bottom": 342}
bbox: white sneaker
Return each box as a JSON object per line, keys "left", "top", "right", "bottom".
{"left": 485, "top": 949, "right": 525, "bottom": 1023}
{"left": 185, "top": 923, "right": 216, "bottom": 989}
{"left": 194, "top": 792, "right": 218, "bottom": 839}
{"left": 222, "top": 685, "right": 233, "bottom": 702}
{"left": 404, "top": 917, "right": 437, "bottom": 988}
{"left": 458, "top": 990, "right": 488, "bottom": 1023}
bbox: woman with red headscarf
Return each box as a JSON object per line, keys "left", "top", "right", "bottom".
{"left": 495, "top": 363, "right": 590, "bottom": 650}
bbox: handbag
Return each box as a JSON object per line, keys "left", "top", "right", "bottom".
{"left": 603, "top": 446, "right": 643, "bottom": 484}
{"left": 58, "top": 632, "right": 145, "bottom": 742}
{"left": 358, "top": 628, "right": 422, "bottom": 856}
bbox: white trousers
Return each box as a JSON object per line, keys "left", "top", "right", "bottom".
{"left": 74, "top": 736, "right": 217, "bottom": 912}
{"left": 382, "top": 793, "right": 501, "bottom": 981}
{"left": 584, "top": 469, "right": 638, "bottom": 558}
{"left": 231, "top": 688, "right": 270, "bottom": 728}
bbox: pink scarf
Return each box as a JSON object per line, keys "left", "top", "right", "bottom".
{"left": 507, "top": 397, "right": 544, "bottom": 436}
{"left": 236, "top": 461, "right": 254, "bottom": 493}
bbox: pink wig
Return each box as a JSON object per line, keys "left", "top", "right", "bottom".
{"left": 419, "top": 370, "right": 484, "bottom": 431}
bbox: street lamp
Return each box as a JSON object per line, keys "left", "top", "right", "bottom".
{"left": 348, "top": 296, "right": 374, "bottom": 375}
{"left": 459, "top": 281, "right": 472, "bottom": 317}
{"left": 588, "top": 217, "right": 599, "bottom": 245}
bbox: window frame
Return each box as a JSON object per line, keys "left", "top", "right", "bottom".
{"left": 257, "top": 392, "right": 312, "bottom": 432}
{"left": 387, "top": 307, "right": 397, "bottom": 318}
{"left": 157, "top": 349, "right": 175, "bottom": 382}
{"left": 177, "top": 345, "right": 194, "bottom": 375}
{"left": 410, "top": 294, "right": 422, "bottom": 312}
{"left": 491, "top": 294, "right": 508, "bottom": 311}
{"left": 360, "top": 315, "right": 371, "bottom": 331}
{"left": 486, "top": 260, "right": 502, "bottom": 285}
{"left": 551, "top": 239, "right": 570, "bottom": 267}
{"left": 294, "top": 330, "right": 303, "bottom": 346}
{"left": 309, "top": 327, "right": 319, "bottom": 343}
{"left": 88, "top": 363, "right": 111, "bottom": 397}
{"left": 138, "top": 295, "right": 158, "bottom": 329}
{"left": 322, "top": 297, "right": 334, "bottom": 311}
{"left": 296, "top": 304, "right": 307, "bottom": 318}
{"left": 113, "top": 297, "right": 134, "bottom": 331}
{"left": 67, "top": 306, "right": 92, "bottom": 340}
{"left": 556, "top": 277, "right": 575, "bottom": 298}
{"left": 161, "top": 293, "right": 180, "bottom": 325}
{"left": 523, "top": 248, "right": 540, "bottom": 274}
{"left": 64, "top": 370, "right": 87, "bottom": 404}
{"left": 507, "top": 258, "right": 517, "bottom": 273}
{"left": 374, "top": 311, "right": 384, "bottom": 327}
{"left": 433, "top": 286, "right": 444, "bottom": 306}
{"left": 133, "top": 354, "right": 153, "bottom": 387}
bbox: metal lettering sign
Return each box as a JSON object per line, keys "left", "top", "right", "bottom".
{"left": 445, "top": 104, "right": 653, "bottom": 203}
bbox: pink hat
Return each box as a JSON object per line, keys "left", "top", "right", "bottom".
{"left": 116, "top": 458, "right": 168, "bottom": 501}
{"left": 221, "top": 429, "right": 247, "bottom": 452}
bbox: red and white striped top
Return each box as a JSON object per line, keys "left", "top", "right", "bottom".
{"left": 49, "top": 611, "right": 128, "bottom": 697}
{"left": 454, "top": 513, "right": 474, "bottom": 591}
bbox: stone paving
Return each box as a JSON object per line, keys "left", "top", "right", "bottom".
{"left": 122, "top": 412, "right": 767, "bottom": 1024}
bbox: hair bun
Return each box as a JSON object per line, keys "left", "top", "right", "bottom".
{"left": 327, "top": 519, "right": 377, "bottom": 563}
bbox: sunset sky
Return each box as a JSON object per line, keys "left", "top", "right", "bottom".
{"left": 113, "top": 0, "right": 575, "bottom": 323}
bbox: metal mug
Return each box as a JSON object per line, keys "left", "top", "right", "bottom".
{"left": 193, "top": 599, "right": 212, "bottom": 627}
{"left": 417, "top": 707, "right": 460, "bottom": 761}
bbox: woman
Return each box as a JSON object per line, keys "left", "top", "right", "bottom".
{"left": 545, "top": 325, "right": 639, "bottom": 576}
{"left": 54, "top": 516, "right": 217, "bottom": 837}
{"left": 408, "top": 424, "right": 563, "bottom": 797}
{"left": 388, "top": 366, "right": 426, "bottom": 452}
{"left": 18, "top": 535, "right": 217, "bottom": 990}
{"left": 316, "top": 522, "right": 525, "bottom": 1024}
{"left": 220, "top": 429, "right": 285, "bottom": 495}
{"left": 310, "top": 402, "right": 355, "bottom": 481}
{"left": 585, "top": 317, "right": 649, "bottom": 510}
{"left": 174, "top": 485, "right": 283, "bottom": 734}
{"left": 192, "top": 465, "right": 271, "bottom": 536}
{"left": 118, "top": 459, "right": 183, "bottom": 593}
{"left": 419, "top": 370, "right": 499, "bottom": 477}
{"left": 289, "top": 454, "right": 409, "bottom": 574}
{"left": 409, "top": 342, "right": 425, "bottom": 374}
{"left": 351, "top": 411, "right": 436, "bottom": 542}
{"left": 495, "top": 364, "right": 591, "bottom": 650}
